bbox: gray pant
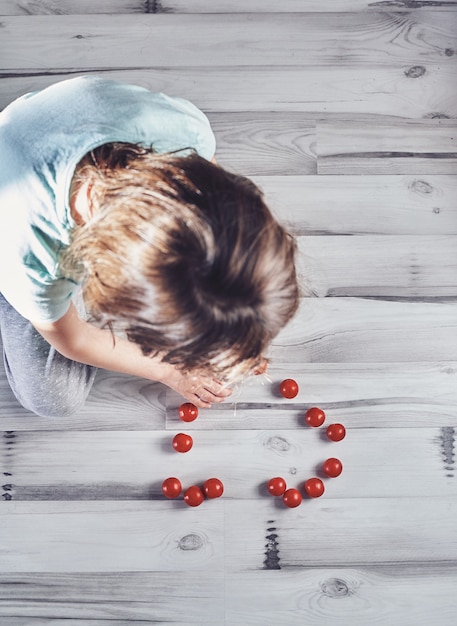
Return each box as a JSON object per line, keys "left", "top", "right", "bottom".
{"left": 0, "top": 293, "right": 97, "bottom": 417}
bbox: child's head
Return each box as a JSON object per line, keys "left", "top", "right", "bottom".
{"left": 63, "top": 143, "right": 299, "bottom": 379}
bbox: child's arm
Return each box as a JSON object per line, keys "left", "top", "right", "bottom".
{"left": 32, "top": 302, "right": 231, "bottom": 408}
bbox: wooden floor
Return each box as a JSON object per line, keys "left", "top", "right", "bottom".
{"left": 1, "top": 1, "right": 457, "bottom": 624}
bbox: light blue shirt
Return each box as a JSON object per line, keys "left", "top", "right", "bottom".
{"left": 0, "top": 76, "right": 216, "bottom": 322}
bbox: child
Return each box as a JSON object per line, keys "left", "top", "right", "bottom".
{"left": 0, "top": 76, "right": 299, "bottom": 418}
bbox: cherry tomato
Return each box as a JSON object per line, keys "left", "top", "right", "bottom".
{"left": 178, "top": 402, "right": 199, "bottom": 422}
{"left": 161, "top": 477, "right": 182, "bottom": 499}
{"left": 323, "top": 458, "right": 343, "bottom": 478}
{"left": 282, "top": 488, "right": 302, "bottom": 508}
{"left": 183, "top": 485, "right": 204, "bottom": 507}
{"left": 267, "top": 477, "right": 287, "bottom": 496}
{"left": 203, "top": 478, "right": 224, "bottom": 499}
{"left": 172, "top": 432, "right": 193, "bottom": 453}
{"left": 326, "top": 423, "right": 346, "bottom": 442}
{"left": 305, "top": 407, "right": 325, "bottom": 428}
{"left": 304, "top": 477, "right": 325, "bottom": 498}
{"left": 279, "top": 378, "right": 299, "bottom": 399}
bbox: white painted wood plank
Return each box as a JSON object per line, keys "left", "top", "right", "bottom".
{"left": 0, "top": 500, "right": 225, "bottom": 572}
{"left": 0, "top": 367, "right": 167, "bottom": 425}
{"left": 1, "top": 13, "right": 456, "bottom": 69}
{"left": 2, "top": 498, "right": 456, "bottom": 572}
{"left": 2, "top": 428, "right": 455, "bottom": 500}
{"left": 0, "top": 620, "right": 205, "bottom": 626}
{"left": 1, "top": 568, "right": 455, "bottom": 625}
{"left": 271, "top": 298, "right": 457, "bottom": 363}
{"left": 0, "top": 572, "right": 224, "bottom": 623}
{"left": 0, "top": 0, "right": 144, "bottom": 14}
{"left": 225, "top": 567, "right": 457, "bottom": 626}
{"left": 317, "top": 118, "right": 457, "bottom": 174}
{"left": 2, "top": 0, "right": 457, "bottom": 14}
{"left": 180, "top": 369, "right": 457, "bottom": 426}
{"left": 298, "top": 235, "right": 457, "bottom": 298}
{"left": 2, "top": 360, "right": 456, "bottom": 430}
{"left": 167, "top": 361, "right": 457, "bottom": 430}
{"left": 2, "top": 64, "right": 456, "bottom": 118}
{"left": 0, "top": 366, "right": 168, "bottom": 428}
{"left": 209, "top": 113, "right": 316, "bottom": 175}
{"left": 0, "top": 621, "right": 210, "bottom": 626}
{"left": 254, "top": 175, "right": 457, "bottom": 236}
{"left": 224, "top": 498, "right": 457, "bottom": 569}
{"left": 0, "top": 0, "right": 454, "bottom": 620}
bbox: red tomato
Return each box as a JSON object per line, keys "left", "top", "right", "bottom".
{"left": 323, "top": 458, "right": 343, "bottom": 478}
{"left": 304, "top": 477, "right": 325, "bottom": 498}
{"left": 326, "top": 423, "right": 346, "bottom": 442}
{"left": 267, "top": 477, "right": 287, "bottom": 496}
{"left": 282, "top": 488, "right": 302, "bottom": 508}
{"left": 161, "top": 477, "right": 182, "bottom": 499}
{"left": 305, "top": 407, "right": 326, "bottom": 428}
{"left": 279, "top": 378, "right": 299, "bottom": 399}
{"left": 178, "top": 402, "right": 199, "bottom": 422}
{"left": 203, "top": 478, "right": 224, "bottom": 499}
{"left": 183, "top": 485, "right": 204, "bottom": 507}
{"left": 172, "top": 433, "right": 193, "bottom": 453}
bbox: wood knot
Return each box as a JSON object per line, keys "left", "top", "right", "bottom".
{"left": 321, "top": 578, "right": 351, "bottom": 598}
{"left": 265, "top": 436, "right": 291, "bottom": 452}
{"left": 409, "top": 179, "right": 433, "bottom": 195}
{"left": 178, "top": 533, "right": 204, "bottom": 551}
{"left": 404, "top": 66, "right": 426, "bottom": 79}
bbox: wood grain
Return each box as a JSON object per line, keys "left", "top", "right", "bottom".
{"left": 1, "top": 13, "right": 456, "bottom": 70}
{"left": 254, "top": 175, "right": 457, "bottom": 236}
{"left": 2, "top": 497, "right": 456, "bottom": 572}
{"left": 209, "top": 113, "right": 317, "bottom": 176}
{"left": 318, "top": 119, "right": 457, "bottom": 174}
{"left": 225, "top": 567, "right": 457, "bottom": 626}
{"left": 0, "top": 568, "right": 455, "bottom": 625}
{"left": 2, "top": 360, "right": 456, "bottom": 430}
{"left": 297, "top": 235, "right": 457, "bottom": 297}
{"left": 1, "top": 0, "right": 457, "bottom": 14}
{"left": 271, "top": 298, "right": 457, "bottom": 363}
{"left": 2, "top": 428, "right": 456, "bottom": 500}
{"left": 0, "top": 500, "right": 225, "bottom": 572}
{"left": 1, "top": 3, "right": 457, "bottom": 624}
{"left": 0, "top": 572, "right": 223, "bottom": 623}
{"left": 2, "top": 64, "right": 456, "bottom": 119}
{"left": 224, "top": 498, "right": 457, "bottom": 569}
{"left": 166, "top": 361, "right": 457, "bottom": 429}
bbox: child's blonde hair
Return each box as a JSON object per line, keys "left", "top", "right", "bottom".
{"left": 63, "top": 143, "right": 299, "bottom": 378}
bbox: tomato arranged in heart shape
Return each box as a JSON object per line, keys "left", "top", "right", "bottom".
{"left": 178, "top": 402, "right": 199, "bottom": 422}
{"left": 203, "top": 478, "right": 224, "bottom": 498}
{"left": 267, "top": 477, "right": 287, "bottom": 496}
{"left": 167, "top": 381, "right": 346, "bottom": 510}
{"left": 323, "top": 458, "right": 343, "bottom": 478}
{"left": 161, "top": 477, "right": 182, "bottom": 499}
{"left": 279, "top": 378, "right": 299, "bottom": 399}
{"left": 304, "top": 477, "right": 325, "bottom": 498}
{"left": 326, "top": 423, "right": 346, "bottom": 442}
{"left": 283, "top": 488, "right": 303, "bottom": 508}
{"left": 172, "top": 433, "right": 193, "bottom": 453}
{"left": 183, "top": 485, "right": 204, "bottom": 507}
{"left": 305, "top": 407, "right": 326, "bottom": 428}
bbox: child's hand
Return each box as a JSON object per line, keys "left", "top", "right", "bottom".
{"left": 159, "top": 363, "right": 232, "bottom": 408}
